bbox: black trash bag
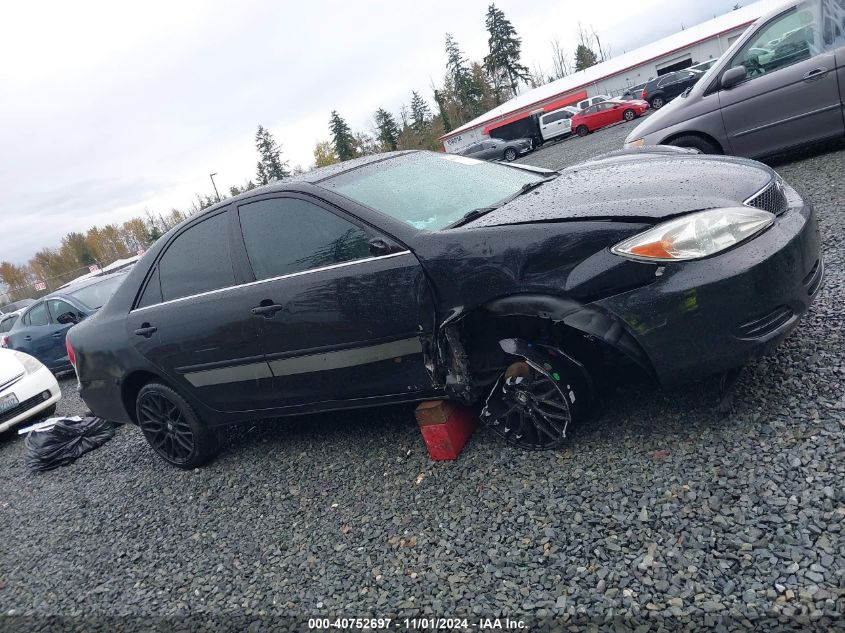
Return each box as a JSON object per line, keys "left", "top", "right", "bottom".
{"left": 24, "top": 416, "right": 118, "bottom": 473}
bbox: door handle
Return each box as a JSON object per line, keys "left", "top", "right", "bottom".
{"left": 251, "top": 302, "right": 284, "bottom": 318}
{"left": 23, "top": 335, "right": 32, "bottom": 341}
{"left": 134, "top": 325, "right": 157, "bottom": 338}
{"left": 803, "top": 67, "right": 828, "bottom": 81}
{"left": 52, "top": 331, "right": 64, "bottom": 338}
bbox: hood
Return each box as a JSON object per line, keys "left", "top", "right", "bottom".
{"left": 624, "top": 94, "right": 687, "bottom": 144}
{"left": 468, "top": 150, "right": 773, "bottom": 227}
{"left": 0, "top": 349, "right": 25, "bottom": 388}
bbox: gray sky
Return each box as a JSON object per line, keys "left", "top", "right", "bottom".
{"left": 1, "top": 0, "right": 742, "bottom": 264}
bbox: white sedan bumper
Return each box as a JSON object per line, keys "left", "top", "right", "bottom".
{"left": 0, "top": 366, "right": 61, "bottom": 433}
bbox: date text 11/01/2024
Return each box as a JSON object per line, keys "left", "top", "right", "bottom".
{"left": 307, "top": 617, "right": 527, "bottom": 630}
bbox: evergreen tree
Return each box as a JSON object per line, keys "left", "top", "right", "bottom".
{"left": 445, "top": 34, "right": 484, "bottom": 123}
{"left": 254, "top": 125, "right": 289, "bottom": 185}
{"left": 574, "top": 44, "right": 599, "bottom": 71}
{"left": 409, "top": 92, "right": 432, "bottom": 134}
{"left": 433, "top": 89, "right": 452, "bottom": 133}
{"left": 374, "top": 108, "right": 400, "bottom": 151}
{"left": 484, "top": 4, "right": 530, "bottom": 102}
{"left": 329, "top": 110, "right": 356, "bottom": 161}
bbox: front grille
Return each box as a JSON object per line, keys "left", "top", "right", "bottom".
{"left": 0, "top": 392, "right": 49, "bottom": 424}
{"left": 746, "top": 178, "right": 789, "bottom": 215}
{"left": 737, "top": 305, "right": 795, "bottom": 340}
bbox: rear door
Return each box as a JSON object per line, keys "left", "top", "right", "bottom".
{"left": 540, "top": 111, "right": 569, "bottom": 140}
{"left": 11, "top": 302, "right": 52, "bottom": 363}
{"left": 233, "top": 193, "right": 436, "bottom": 410}
{"left": 128, "top": 208, "right": 274, "bottom": 412}
{"left": 719, "top": 2, "right": 844, "bottom": 157}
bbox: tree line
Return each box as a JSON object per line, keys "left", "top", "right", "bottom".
{"left": 1, "top": 4, "right": 607, "bottom": 304}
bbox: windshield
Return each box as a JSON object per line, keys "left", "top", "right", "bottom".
{"left": 320, "top": 152, "right": 546, "bottom": 230}
{"left": 68, "top": 272, "right": 127, "bottom": 310}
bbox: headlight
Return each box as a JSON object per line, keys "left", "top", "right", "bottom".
{"left": 625, "top": 138, "right": 646, "bottom": 148}
{"left": 611, "top": 207, "right": 775, "bottom": 262}
{"left": 13, "top": 350, "right": 44, "bottom": 374}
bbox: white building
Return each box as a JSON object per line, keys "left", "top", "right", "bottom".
{"left": 441, "top": 0, "right": 790, "bottom": 152}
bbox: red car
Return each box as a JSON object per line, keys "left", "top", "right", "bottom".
{"left": 571, "top": 99, "right": 649, "bottom": 137}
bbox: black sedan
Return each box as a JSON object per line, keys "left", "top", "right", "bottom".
{"left": 67, "top": 149, "right": 822, "bottom": 468}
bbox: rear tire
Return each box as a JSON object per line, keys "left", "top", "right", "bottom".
{"left": 650, "top": 96, "right": 665, "bottom": 109}
{"left": 504, "top": 148, "right": 518, "bottom": 161}
{"left": 670, "top": 134, "right": 720, "bottom": 154}
{"left": 136, "top": 383, "right": 219, "bottom": 469}
{"left": 576, "top": 125, "right": 589, "bottom": 137}
{"left": 623, "top": 109, "right": 636, "bottom": 122}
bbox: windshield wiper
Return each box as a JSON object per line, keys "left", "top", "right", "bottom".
{"left": 448, "top": 176, "right": 557, "bottom": 228}
{"left": 448, "top": 206, "right": 498, "bottom": 228}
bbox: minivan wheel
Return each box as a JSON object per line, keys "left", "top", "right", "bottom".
{"left": 623, "top": 109, "right": 636, "bottom": 121}
{"left": 576, "top": 125, "right": 589, "bottom": 137}
{"left": 136, "top": 383, "right": 219, "bottom": 469}
{"left": 670, "top": 134, "right": 720, "bottom": 155}
{"left": 650, "top": 96, "right": 664, "bottom": 109}
{"left": 504, "top": 148, "right": 518, "bottom": 161}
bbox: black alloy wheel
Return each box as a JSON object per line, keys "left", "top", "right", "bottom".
{"left": 650, "top": 96, "right": 664, "bottom": 109}
{"left": 483, "top": 361, "right": 573, "bottom": 450}
{"left": 136, "top": 383, "right": 219, "bottom": 468}
{"left": 623, "top": 109, "right": 636, "bottom": 121}
{"left": 576, "top": 125, "right": 589, "bottom": 137}
{"left": 504, "top": 148, "right": 518, "bottom": 161}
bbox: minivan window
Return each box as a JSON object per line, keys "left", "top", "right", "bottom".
{"left": 24, "top": 303, "right": 49, "bottom": 327}
{"left": 730, "top": 6, "right": 818, "bottom": 81}
{"left": 238, "top": 198, "right": 371, "bottom": 280}
{"left": 158, "top": 212, "right": 235, "bottom": 302}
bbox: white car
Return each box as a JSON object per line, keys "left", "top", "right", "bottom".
{"left": 0, "top": 348, "right": 61, "bottom": 433}
{"left": 539, "top": 108, "right": 574, "bottom": 142}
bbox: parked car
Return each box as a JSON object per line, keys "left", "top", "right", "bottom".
{"left": 0, "top": 298, "right": 34, "bottom": 315}
{"left": 571, "top": 99, "right": 650, "bottom": 136}
{"left": 539, "top": 108, "right": 575, "bottom": 142}
{"left": 458, "top": 137, "right": 533, "bottom": 161}
{"left": 640, "top": 69, "right": 704, "bottom": 109}
{"left": 574, "top": 94, "right": 610, "bottom": 110}
{"left": 626, "top": 0, "right": 845, "bottom": 157}
{"left": 621, "top": 81, "right": 650, "bottom": 100}
{"left": 4, "top": 271, "right": 129, "bottom": 372}
{"left": 0, "top": 311, "right": 22, "bottom": 340}
{"left": 68, "top": 148, "right": 821, "bottom": 468}
{"left": 0, "top": 348, "right": 61, "bottom": 434}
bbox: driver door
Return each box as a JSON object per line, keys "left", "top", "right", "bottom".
{"left": 719, "top": 3, "right": 844, "bottom": 157}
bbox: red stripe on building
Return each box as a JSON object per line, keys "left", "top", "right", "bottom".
{"left": 482, "top": 90, "right": 588, "bottom": 135}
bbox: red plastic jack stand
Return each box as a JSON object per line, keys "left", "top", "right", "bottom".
{"left": 415, "top": 400, "right": 477, "bottom": 461}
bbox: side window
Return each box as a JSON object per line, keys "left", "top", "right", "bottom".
{"left": 23, "top": 303, "right": 49, "bottom": 327}
{"left": 730, "top": 6, "right": 819, "bottom": 81}
{"left": 238, "top": 197, "right": 372, "bottom": 281}
{"left": 158, "top": 212, "right": 235, "bottom": 302}
{"left": 657, "top": 73, "right": 675, "bottom": 87}
{"left": 136, "top": 268, "right": 162, "bottom": 308}
{"left": 463, "top": 144, "right": 480, "bottom": 155}
{"left": 47, "top": 299, "right": 81, "bottom": 322}
{"left": 592, "top": 96, "right": 606, "bottom": 105}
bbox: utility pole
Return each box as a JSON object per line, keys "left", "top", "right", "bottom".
{"left": 209, "top": 172, "right": 221, "bottom": 202}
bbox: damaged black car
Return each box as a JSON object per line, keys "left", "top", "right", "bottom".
{"left": 67, "top": 148, "right": 823, "bottom": 468}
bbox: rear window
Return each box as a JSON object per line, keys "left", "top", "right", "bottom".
{"left": 0, "top": 315, "right": 18, "bottom": 333}
{"left": 68, "top": 272, "right": 128, "bottom": 310}
{"left": 158, "top": 212, "right": 235, "bottom": 302}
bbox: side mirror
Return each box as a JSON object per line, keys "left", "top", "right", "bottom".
{"left": 57, "top": 312, "right": 80, "bottom": 325}
{"left": 720, "top": 66, "right": 747, "bottom": 90}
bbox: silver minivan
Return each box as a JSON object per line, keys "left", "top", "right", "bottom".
{"left": 626, "top": 0, "right": 845, "bottom": 158}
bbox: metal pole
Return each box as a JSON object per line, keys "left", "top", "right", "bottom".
{"left": 209, "top": 172, "right": 221, "bottom": 202}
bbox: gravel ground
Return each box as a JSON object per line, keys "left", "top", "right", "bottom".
{"left": 1, "top": 124, "right": 843, "bottom": 632}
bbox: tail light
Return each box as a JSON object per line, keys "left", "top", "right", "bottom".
{"left": 1, "top": 335, "right": 8, "bottom": 348}
{"left": 641, "top": 90, "right": 647, "bottom": 100}
{"left": 66, "top": 338, "right": 76, "bottom": 367}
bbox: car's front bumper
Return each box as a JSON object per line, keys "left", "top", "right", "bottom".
{"left": 595, "top": 200, "right": 822, "bottom": 386}
{"left": 0, "top": 366, "right": 61, "bottom": 433}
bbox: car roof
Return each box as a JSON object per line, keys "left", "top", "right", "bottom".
{"left": 43, "top": 268, "right": 131, "bottom": 301}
